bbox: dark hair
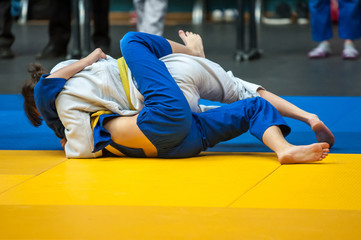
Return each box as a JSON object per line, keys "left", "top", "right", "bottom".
{"left": 21, "top": 63, "right": 48, "bottom": 127}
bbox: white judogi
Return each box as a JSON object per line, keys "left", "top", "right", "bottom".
{"left": 53, "top": 54, "right": 262, "bottom": 158}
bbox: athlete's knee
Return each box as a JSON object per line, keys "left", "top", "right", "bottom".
{"left": 244, "top": 97, "right": 274, "bottom": 118}
{"left": 173, "top": 111, "right": 193, "bottom": 133}
{"left": 120, "top": 31, "right": 140, "bottom": 52}
{"left": 250, "top": 96, "right": 268, "bottom": 105}
{"left": 137, "top": 107, "right": 193, "bottom": 147}
{"left": 154, "top": 106, "right": 193, "bottom": 134}
{"left": 244, "top": 96, "right": 266, "bottom": 108}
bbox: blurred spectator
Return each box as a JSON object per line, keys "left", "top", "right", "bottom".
{"left": 263, "top": 1, "right": 292, "bottom": 25}
{"left": 37, "top": 0, "right": 110, "bottom": 59}
{"left": 133, "top": 0, "right": 167, "bottom": 36}
{"left": 296, "top": 0, "right": 309, "bottom": 24}
{"left": 0, "top": 0, "right": 14, "bottom": 58}
{"left": 308, "top": 0, "right": 361, "bottom": 59}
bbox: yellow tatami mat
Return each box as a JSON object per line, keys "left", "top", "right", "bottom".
{"left": 0, "top": 150, "right": 361, "bottom": 239}
{"left": 231, "top": 154, "right": 361, "bottom": 210}
{"left": 0, "top": 151, "right": 66, "bottom": 193}
{"left": 0, "top": 151, "right": 280, "bottom": 207}
{"left": 1, "top": 205, "right": 360, "bottom": 239}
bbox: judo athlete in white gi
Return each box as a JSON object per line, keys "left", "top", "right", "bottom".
{"left": 23, "top": 31, "right": 333, "bottom": 164}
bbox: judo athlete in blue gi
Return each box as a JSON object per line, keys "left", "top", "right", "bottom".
{"left": 23, "top": 31, "right": 331, "bottom": 164}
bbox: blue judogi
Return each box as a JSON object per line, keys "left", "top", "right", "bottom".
{"left": 119, "top": 32, "right": 290, "bottom": 158}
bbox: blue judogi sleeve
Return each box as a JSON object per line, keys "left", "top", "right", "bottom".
{"left": 34, "top": 74, "right": 66, "bottom": 139}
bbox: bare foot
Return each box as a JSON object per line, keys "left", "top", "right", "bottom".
{"left": 178, "top": 30, "right": 206, "bottom": 58}
{"left": 278, "top": 143, "right": 329, "bottom": 164}
{"left": 308, "top": 117, "right": 335, "bottom": 148}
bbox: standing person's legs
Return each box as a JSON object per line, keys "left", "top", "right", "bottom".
{"left": 308, "top": 0, "right": 333, "bottom": 58}
{"left": 338, "top": 0, "right": 361, "bottom": 59}
{"left": 92, "top": 0, "right": 111, "bottom": 53}
{"left": 338, "top": 0, "right": 361, "bottom": 40}
{"left": 49, "top": 0, "right": 71, "bottom": 46}
{"left": 133, "top": 0, "right": 145, "bottom": 33}
{"left": 309, "top": 0, "right": 333, "bottom": 42}
{"left": 0, "top": 0, "right": 14, "bottom": 58}
{"left": 120, "top": 32, "right": 192, "bottom": 153}
{"left": 37, "top": 0, "right": 71, "bottom": 58}
{"left": 142, "top": 0, "right": 168, "bottom": 35}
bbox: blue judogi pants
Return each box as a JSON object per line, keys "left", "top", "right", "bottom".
{"left": 309, "top": 0, "right": 361, "bottom": 41}
{"left": 120, "top": 32, "right": 290, "bottom": 158}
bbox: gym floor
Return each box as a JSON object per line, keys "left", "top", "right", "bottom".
{"left": 1, "top": 21, "right": 361, "bottom": 239}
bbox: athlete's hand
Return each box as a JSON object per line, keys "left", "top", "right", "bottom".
{"left": 84, "top": 48, "right": 106, "bottom": 66}
{"left": 60, "top": 138, "right": 67, "bottom": 149}
{"left": 45, "top": 48, "right": 106, "bottom": 80}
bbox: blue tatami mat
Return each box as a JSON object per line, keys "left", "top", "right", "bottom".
{"left": 0, "top": 95, "right": 61, "bottom": 151}
{"left": 1, "top": 94, "right": 360, "bottom": 153}
{"left": 206, "top": 96, "right": 361, "bottom": 154}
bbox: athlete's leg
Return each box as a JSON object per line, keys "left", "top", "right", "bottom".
{"left": 193, "top": 97, "right": 329, "bottom": 163}
{"left": 175, "top": 30, "right": 333, "bottom": 142}
{"left": 162, "top": 97, "right": 291, "bottom": 159}
{"left": 194, "top": 97, "right": 290, "bottom": 147}
{"left": 263, "top": 126, "right": 329, "bottom": 164}
{"left": 120, "top": 31, "right": 192, "bottom": 152}
{"left": 163, "top": 51, "right": 334, "bottom": 147}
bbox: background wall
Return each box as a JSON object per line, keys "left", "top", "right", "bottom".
{"left": 20, "top": 0, "right": 305, "bottom": 20}
{"left": 109, "top": 0, "right": 303, "bottom": 13}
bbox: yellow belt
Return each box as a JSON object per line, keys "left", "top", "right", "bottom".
{"left": 90, "top": 57, "right": 134, "bottom": 156}
{"left": 117, "top": 57, "right": 135, "bottom": 110}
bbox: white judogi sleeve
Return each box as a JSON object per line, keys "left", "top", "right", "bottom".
{"left": 56, "top": 95, "right": 102, "bottom": 159}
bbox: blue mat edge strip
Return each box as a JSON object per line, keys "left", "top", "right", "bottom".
{"left": 1, "top": 95, "right": 361, "bottom": 154}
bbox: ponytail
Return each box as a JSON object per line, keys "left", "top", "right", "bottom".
{"left": 21, "top": 63, "right": 48, "bottom": 127}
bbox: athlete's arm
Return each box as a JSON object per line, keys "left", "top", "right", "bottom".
{"left": 46, "top": 48, "right": 106, "bottom": 80}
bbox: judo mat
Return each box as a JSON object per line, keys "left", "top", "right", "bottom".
{"left": 1, "top": 94, "right": 361, "bottom": 239}
{"left": 1, "top": 94, "right": 361, "bottom": 153}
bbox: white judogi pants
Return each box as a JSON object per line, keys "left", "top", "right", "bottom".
{"left": 133, "top": 0, "right": 168, "bottom": 36}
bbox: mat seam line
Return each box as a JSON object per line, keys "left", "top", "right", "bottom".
{"left": 0, "top": 159, "right": 68, "bottom": 196}
{"left": 226, "top": 165, "right": 282, "bottom": 208}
